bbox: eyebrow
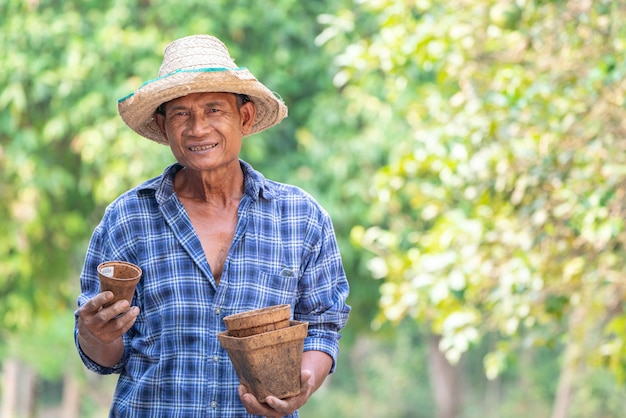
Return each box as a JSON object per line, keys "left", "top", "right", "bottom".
{"left": 167, "top": 100, "right": 230, "bottom": 113}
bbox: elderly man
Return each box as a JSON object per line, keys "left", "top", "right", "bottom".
{"left": 74, "top": 34, "right": 350, "bottom": 417}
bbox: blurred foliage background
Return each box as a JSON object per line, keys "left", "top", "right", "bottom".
{"left": 1, "top": 0, "right": 626, "bottom": 417}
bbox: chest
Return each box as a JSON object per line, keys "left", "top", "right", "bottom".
{"left": 133, "top": 197, "right": 310, "bottom": 318}
{"left": 181, "top": 199, "right": 238, "bottom": 282}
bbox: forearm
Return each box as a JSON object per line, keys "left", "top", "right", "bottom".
{"left": 302, "top": 350, "right": 333, "bottom": 394}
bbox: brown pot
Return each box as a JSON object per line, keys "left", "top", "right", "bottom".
{"left": 218, "top": 321, "right": 308, "bottom": 401}
{"left": 223, "top": 304, "right": 291, "bottom": 337}
{"left": 97, "top": 261, "right": 142, "bottom": 308}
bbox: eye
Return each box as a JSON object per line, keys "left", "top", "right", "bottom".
{"left": 168, "top": 110, "right": 189, "bottom": 121}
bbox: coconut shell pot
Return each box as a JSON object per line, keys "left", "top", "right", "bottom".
{"left": 219, "top": 320, "right": 308, "bottom": 401}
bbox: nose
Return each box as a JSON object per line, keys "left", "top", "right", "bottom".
{"left": 186, "top": 111, "right": 212, "bottom": 137}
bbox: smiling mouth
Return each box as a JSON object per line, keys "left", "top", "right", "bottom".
{"left": 189, "top": 144, "right": 217, "bottom": 152}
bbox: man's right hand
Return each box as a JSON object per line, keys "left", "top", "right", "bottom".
{"left": 76, "top": 291, "right": 139, "bottom": 367}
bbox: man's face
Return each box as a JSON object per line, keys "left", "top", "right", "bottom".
{"left": 155, "top": 92, "right": 255, "bottom": 172}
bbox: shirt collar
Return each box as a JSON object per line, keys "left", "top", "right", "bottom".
{"left": 240, "top": 160, "right": 276, "bottom": 201}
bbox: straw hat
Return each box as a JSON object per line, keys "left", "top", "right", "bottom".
{"left": 117, "top": 35, "right": 288, "bottom": 144}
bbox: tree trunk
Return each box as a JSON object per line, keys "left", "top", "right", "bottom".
{"left": 349, "top": 334, "right": 375, "bottom": 415}
{"left": 61, "top": 370, "right": 81, "bottom": 418}
{"left": 484, "top": 376, "right": 501, "bottom": 418}
{"left": 1, "top": 359, "right": 18, "bottom": 418}
{"left": 551, "top": 330, "right": 582, "bottom": 418}
{"left": 551, "top": 342, "right": 577, "bottom": 418}
{"left": 551, "top": 306, "right": 586, "bottom": 418}
{"left": 1, "top": 358, "right": 37, "bottom": 418}
{"left": 427, "top": 334, "right": 463, "bottom": 418}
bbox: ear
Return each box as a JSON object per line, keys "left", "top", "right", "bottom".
{"left": 154, "top": 113, "right": 168, "bottom": 140}
{"left": 239, "top": 101, "right": 256, "bottom": 135}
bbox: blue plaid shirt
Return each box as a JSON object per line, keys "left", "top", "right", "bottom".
{"left": 75, "top": 161, "right": 350, "bottom": 417}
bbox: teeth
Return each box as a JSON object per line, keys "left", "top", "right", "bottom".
{"left": 189, "top": 144, "right": 217, "bottom": 151}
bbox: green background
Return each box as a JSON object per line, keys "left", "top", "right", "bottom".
{"left": 1, "top": 0, "right": 626, "bottom": 416}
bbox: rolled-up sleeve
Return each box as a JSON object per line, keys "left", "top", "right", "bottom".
{"left": 296, "top": 212, "right": 350, "bottom": 373}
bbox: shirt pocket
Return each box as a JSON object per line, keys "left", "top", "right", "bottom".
{"left": 241, "top": 268, "right": 299, "bottom": 310}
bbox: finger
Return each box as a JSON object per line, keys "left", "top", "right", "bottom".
{"left": 78, "top": 292, "right": 114, "bottom": 315}
{"left": 264, "top": 395, "right": 288, "bottom": 411}
{"left": 263, "top": 395, "right": 296, "bottom": 418}
{"left": 240, "top": 392, "right": 265, "bottom": 414}
{"left": 79, "top": 305, "right": 139, "bottom": 345}
{"left": 239, "top": 386, "right": 275, "bottom": 416}
{"left": 81, "top": 300, "right": 135, "bottom": 334}
{"left": 116, "top": 306, "right": 140, "bottom": 333}
{"left": 105, "top": 299, "right": 133, "bottom": 318}
{"left": 265, "top": 370, "right": 313, "bottom": 413}
{"left": 87, "top": 299, "right": 130, "bottom": 325}
{"left": 264, "top": 390, "right": 304, "bottom": 414}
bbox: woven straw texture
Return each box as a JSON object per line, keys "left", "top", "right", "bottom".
{"left": 118, "top": 35, "right": 288, "bottom": 144}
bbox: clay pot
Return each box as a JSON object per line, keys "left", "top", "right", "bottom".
{"left": 223, "top": 304, "right": 291, "bottom": 337}
{"left": 218, "top": 320, "right": 308, "bottom": 401}
{"left": 97, "top": 261, "right": 142, "bottom": 308}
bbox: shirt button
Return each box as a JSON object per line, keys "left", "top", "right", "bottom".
{"left": 213, "top": 355, "right": 219, "bottom": 362}
{"left": 215, "top": 307, "right": 221, "bottom": 315}
{"left": 211, "top": 401, "right": 217, "bottom": 408}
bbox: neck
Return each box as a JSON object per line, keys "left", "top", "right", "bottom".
{"left": 174, "top": 165, "right": 244, "bottom": 206}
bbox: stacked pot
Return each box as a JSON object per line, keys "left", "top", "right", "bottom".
{"left": 218, "top": 304, "right": 308, "bottom": 401}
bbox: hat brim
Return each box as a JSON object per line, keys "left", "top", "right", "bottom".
{"left": 118, "top": 68, "right": 288, "bottom": 144}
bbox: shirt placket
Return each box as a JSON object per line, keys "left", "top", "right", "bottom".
{"left": 205, "top": 198, "right": 250, "bottom": 415}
